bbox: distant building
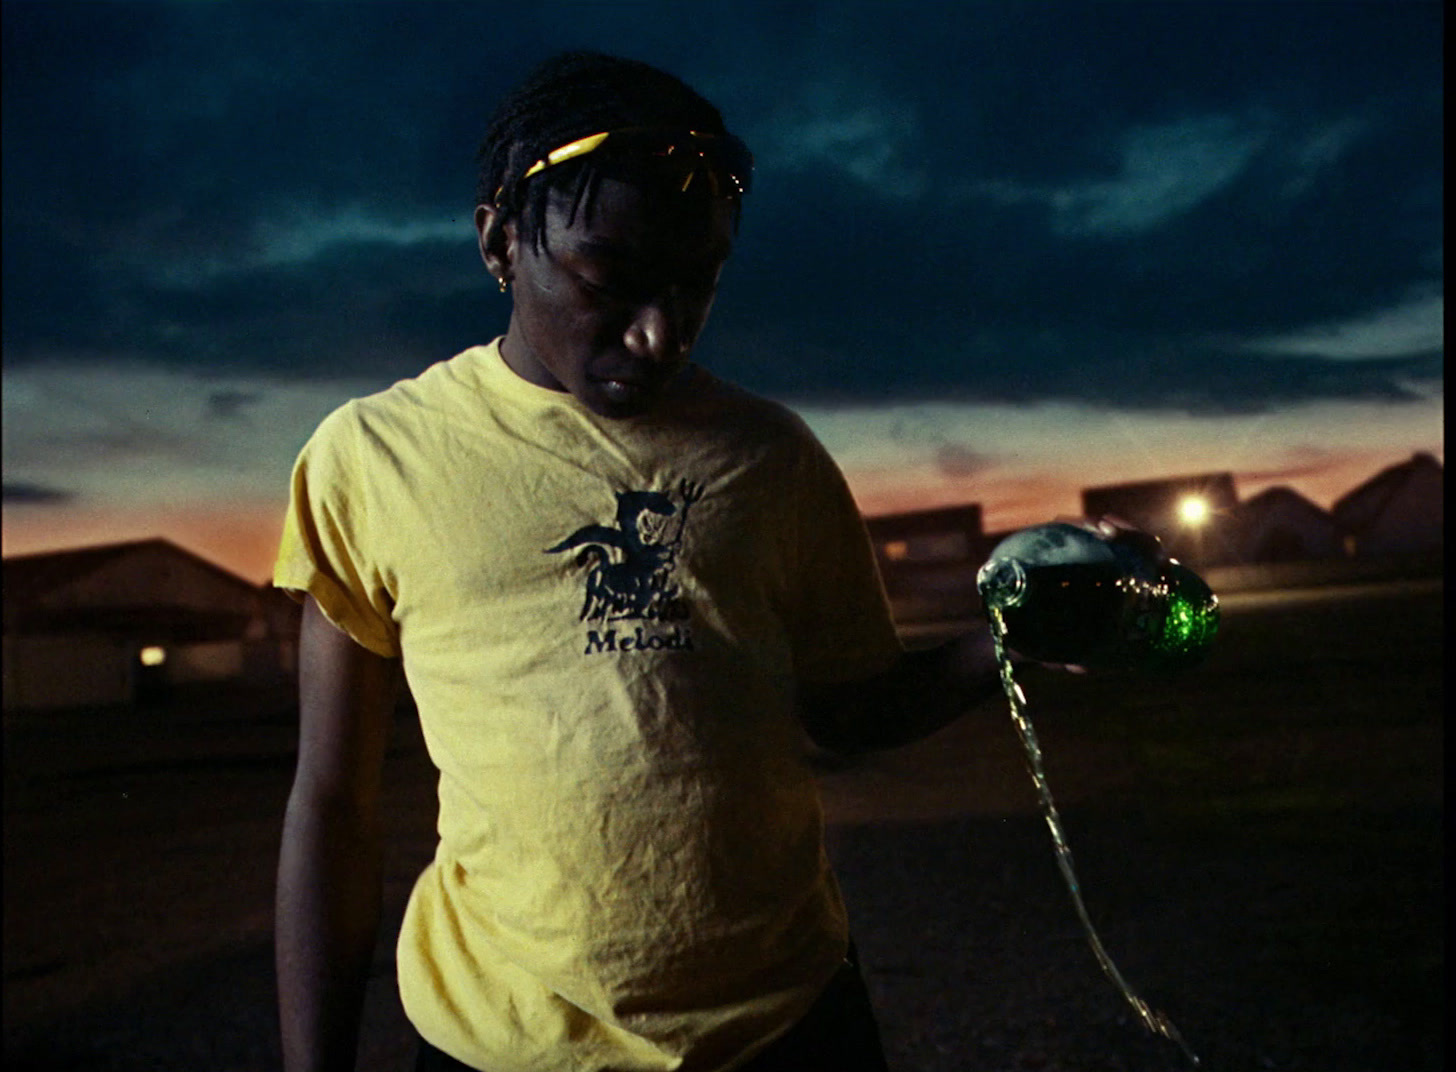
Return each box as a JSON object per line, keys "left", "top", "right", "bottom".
{"left": 1229, "top": 486, "right": 1344, "bottom": 563}
{"left": 1332, "top": 452, "right": 1444, "bottom": 559}
{"left": 863, "top": 504, "right": 988, "bottom": 625}
{"left": 258, "top": 583, "right": 304, "bottom": 678}
{"left": 3, "top": 538, "right": 298, "bottom": 712}
{"left": 864, "top": 503, "right": 984, "bottom": 565}
{"left": 1082, "top": 472, "right": 1239, "bottom": 565}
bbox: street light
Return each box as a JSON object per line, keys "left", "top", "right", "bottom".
{"left": 1177, "top": 495, "right": 1211, "bottom": 564}
{"left": 1178, "top": 495, "right": 1210, "bottom": 527}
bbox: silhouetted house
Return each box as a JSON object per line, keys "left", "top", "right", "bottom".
{"left": 258, "top": 583, "right": 304, "bottom": 679}
{"left": 3, "top": 538, "right": 296, "bottom": 712}
{"left": 1332, "top": 452, "right": 1444, "bottom": 559}
{"left": 865, "top": 503, "right": 985, "bottom": 565}
{"left": 863, "top": 503, "right": 988, "bottom": 625}
{"left": 1081, "top": 472, "right": 1239, "bottom": 565}
{"left": 1229, "top": 486, "right": 1344, "bottom": 563}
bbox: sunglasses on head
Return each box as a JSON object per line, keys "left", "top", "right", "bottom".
{"left": 497, "top": 127, "right": 754, "bottom": 204}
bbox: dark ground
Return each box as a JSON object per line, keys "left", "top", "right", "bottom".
{"left": 3, "top": 580, "right": 1442, "bottom": 1071}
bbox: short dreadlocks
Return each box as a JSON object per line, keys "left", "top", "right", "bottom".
{"left": 476, "top": 52, "right": 743, "bottom": 253}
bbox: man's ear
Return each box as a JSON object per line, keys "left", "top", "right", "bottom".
{"left": 474, "top": 203, "right": 517, "bottom": 283}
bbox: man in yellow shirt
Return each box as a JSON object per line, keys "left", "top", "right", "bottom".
{"left": 275, "top": 52, "right": 1014, "bottom": 1072}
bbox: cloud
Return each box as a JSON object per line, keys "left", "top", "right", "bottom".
{"left": 1277, "top": 115, "right": 1370, "bottom": 197}
{"left": 703, "top": 315, "right": 1442, "bottom": 416}
{"left": 971, "top": 113, "right": 1268, "bottom": 236}
{"left": 2, "top": 481, "right": 74, "bottom": 505}
{"left": 249, "top": 207, "right": 473, "bottom": 271}
{"left": 934, "top": 444, "right": 994, "bottom": 479}
{"left": 3, "top": 1, "right": 1442, "bottom": 427}
{"left": 119, "top": 205, "right": 476, "bottom": 287}
{"left": 1231, "top": 449, "right": 1351, "bottom": 488}
{"left": 207, "top": 390, "right": 262, "bottom": 420}
{"left": 2, "top": 360, "right": 388, "bottom": 507}
{"left": 752, "top": 80, "right": 928, "bottom": 198}
{"left": 1242, "top": 287, "right": 1443, "bottom": 360}
{"left": 793, "top": 393, "right": 1443, "bottom": 525}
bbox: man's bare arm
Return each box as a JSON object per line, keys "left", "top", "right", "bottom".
{"left": 276, "top": 596, "right": 401, "bottom": 1072}
{"left": 797, "top": 620, "right": 1007, "bottom": 756}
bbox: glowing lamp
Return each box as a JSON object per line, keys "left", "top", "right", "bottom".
{"left": 1177, "top": 495, "right": 1210, "bottom": 527}
{"left": 139, "top": 646, "right": 167, "bottom": 667}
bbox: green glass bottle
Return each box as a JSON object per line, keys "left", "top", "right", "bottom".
{"left": 977, "top": 521, "right": 1219, "bottom": 671}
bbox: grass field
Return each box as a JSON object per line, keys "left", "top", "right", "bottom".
{"left": 3, "top": 579, "right": 1442, "bottom": 1071}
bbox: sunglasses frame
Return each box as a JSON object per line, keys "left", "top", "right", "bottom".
{"left": 496, "top": 127, "right": 753, "bottom": 205}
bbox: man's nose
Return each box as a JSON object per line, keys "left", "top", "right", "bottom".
{"left": 623, "top": 293, "right": 691, "bottom": 364}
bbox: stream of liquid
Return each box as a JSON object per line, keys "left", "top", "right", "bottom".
{"left": 989, "top": 604, "right": 1200, "bottom": 1067}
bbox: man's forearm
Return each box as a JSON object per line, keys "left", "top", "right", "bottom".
{"left": 800, "top": 622, "right": 1006, "bottom": 755}
{"left": 276, "top": 791, "right": 384, "bottom": 1072}
{"left": 891, "top": 627, "right": 1006, "bottom": 740}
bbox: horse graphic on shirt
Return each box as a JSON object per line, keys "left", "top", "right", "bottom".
{"left": 546, "top": 481, "right": 703, "bottom": 623}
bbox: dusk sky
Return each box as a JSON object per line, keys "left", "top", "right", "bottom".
{"left": 3, "top": 0, "right": 1443, "bottom": 582}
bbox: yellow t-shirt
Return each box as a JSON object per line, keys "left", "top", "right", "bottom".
{"left": 274, "top": 340, "right": 902, "bottom": 1071}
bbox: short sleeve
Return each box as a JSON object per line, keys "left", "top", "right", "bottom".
{"left": 273, "top": 403, "right": 402, "bottom": 658}
{"left": 783, "top": 433, "right": 903, "bottom": 683}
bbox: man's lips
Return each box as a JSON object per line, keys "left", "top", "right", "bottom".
{"left": 591, "top": 365, "right": 652, "bottom": 385}
{"left": 587, "top": 361, "right": 687, "bottom": 409}
{"left": 591, "top": 373, "right": 655, "bottom": 407}
{"left": 590, "top": 367, "right": 662, "bottom": 393}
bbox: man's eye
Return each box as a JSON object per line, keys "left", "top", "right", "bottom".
{"left": 575, "top": 273, "right": 633, "bottom": 301}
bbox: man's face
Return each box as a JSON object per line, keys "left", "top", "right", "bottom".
{"left": 485, "top": 176, "right": 735, "bottom": 419}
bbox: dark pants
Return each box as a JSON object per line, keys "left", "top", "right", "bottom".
{"left": 415, "top": 946, "right": 890, "bottom": 1072}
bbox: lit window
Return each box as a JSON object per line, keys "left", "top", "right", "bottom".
{"left": 882, "top": 540, "right": 909, "bottom": 561}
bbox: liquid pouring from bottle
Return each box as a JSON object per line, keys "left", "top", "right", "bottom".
{"left": 978, "top": 521, "right": 1213, "bottom": 1066}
